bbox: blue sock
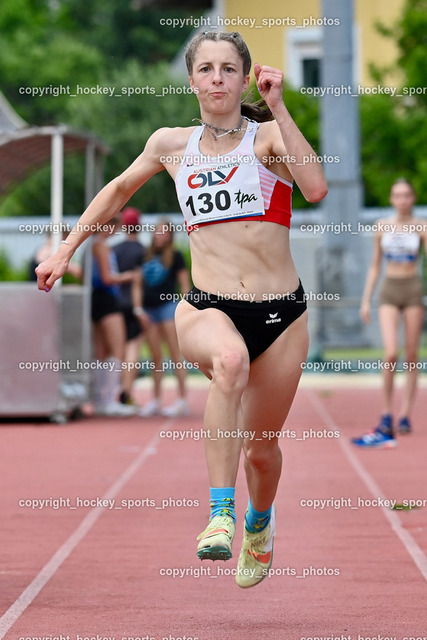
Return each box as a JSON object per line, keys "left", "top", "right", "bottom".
{"left": 210, "top": 487, "right": 235, "bottom": 522}
{"left": 245, "top": 498, "right": 272, "bottom": 533}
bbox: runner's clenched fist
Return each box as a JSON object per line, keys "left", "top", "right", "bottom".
{"left": 254, "top": 63, "right": 284, "bottom": 113}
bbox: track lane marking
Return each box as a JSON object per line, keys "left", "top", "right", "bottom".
{"left": 306, "top": 389, "right": 427, "bottom": 582}
{"left": 0, "top": 423, "right": 169, "bottom": 638}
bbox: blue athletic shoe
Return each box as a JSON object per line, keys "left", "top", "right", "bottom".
{"left": 352, "top": 415, "right": 396, "bottom": 448}
{"left": 351, "top": 429, "right": 397, "bottom": 448}
{"left": 398, "top": 417, "right": 412, "bottom": 434}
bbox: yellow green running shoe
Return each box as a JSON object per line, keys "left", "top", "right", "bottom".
{"left": 235, "top": 505, "right": 275, "bottom": 588}
{"left": 196, "top": 515, "right": 235, "bottom": 561}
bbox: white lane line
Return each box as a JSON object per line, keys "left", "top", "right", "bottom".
{"left": 0, "top": 424, "right": 167, "bottom": 638}
{"left": 306, "top": 389, "right": 427, "bottom": 582}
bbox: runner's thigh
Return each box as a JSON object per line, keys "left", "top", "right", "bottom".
{"left": 241, "top": 311, "right": 309, "bottom": 434}
{"left": 174, "top": 299, "right": 249, "bottom": 379}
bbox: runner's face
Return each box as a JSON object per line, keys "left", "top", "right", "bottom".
{"left": 189, "top": 40, "right": 250, "bottom": 113}
{"left": 390, "top": 183, "right": 416, "bottom": 215}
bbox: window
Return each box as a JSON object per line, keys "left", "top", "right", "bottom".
{"left": 302, "top": 58, "right": 321, "bottom": 88}
{"left": 286, "top": 27, "right": 322, "bottom": 89}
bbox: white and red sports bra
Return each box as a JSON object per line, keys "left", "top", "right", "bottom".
{"left": 175, "top": 118, "right": 293, "bottom": 234}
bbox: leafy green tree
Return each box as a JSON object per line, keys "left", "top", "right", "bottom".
{"left": 363, "top": 0, "right": 427, "bottom": 204}
{"left": 360, "top": 94, "right": 427, "bottom": 205}
{"left": 0, "top": 0, "right": 104, "bottom": 123}
{"left": 63, "top": 1, "right": 200, "bottom": 64}
{"left": 0, "top": 0, "right": 209, "bottom": 215}
{"left": 373, "top": 0, "right": 427, "bottom": 107}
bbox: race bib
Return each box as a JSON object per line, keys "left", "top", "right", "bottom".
{"left": 177, "top": 155, "right": 265, "bottom": 226}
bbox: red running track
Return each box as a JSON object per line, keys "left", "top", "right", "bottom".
{"left": 0, "top": 380, "right": 426, "bottom": 640}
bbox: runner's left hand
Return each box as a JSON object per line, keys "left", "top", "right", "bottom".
{"left": 254, "top": 63, "right": 284, "bottom": 113}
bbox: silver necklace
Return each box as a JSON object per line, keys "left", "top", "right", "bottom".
{"left": 192, "top": 116, "right": 245, "bottom": 139}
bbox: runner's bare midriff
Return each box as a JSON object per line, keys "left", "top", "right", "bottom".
{"left": 188, "top": 221, "right": 299, "bottom": 299}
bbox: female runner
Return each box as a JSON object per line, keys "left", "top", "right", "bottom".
{"left": 354, "top": 178, "right": 426, "bottom": 447}
{"left": 36, "top": 31, "right": 327, "bottom": 588}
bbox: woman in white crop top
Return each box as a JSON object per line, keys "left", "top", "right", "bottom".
{"left": 35, "top": 31, "right": 327, "bottom": 587}
{"left": 354, "top": 178, "right": 426, "bottom": 447}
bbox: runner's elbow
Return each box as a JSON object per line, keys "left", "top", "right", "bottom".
{"left": 305, "top": 182, "right": 328, "bottom": 203}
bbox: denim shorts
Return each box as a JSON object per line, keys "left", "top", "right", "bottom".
{"left": 144, "top": 300, "right": 178, "bottom": 324}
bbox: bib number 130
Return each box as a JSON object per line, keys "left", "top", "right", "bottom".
{"left": 185, "top": 190, "right": 231, "bottom": 216}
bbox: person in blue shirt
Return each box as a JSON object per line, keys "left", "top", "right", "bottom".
{"left": 133, "top": 219, "right": 191, "bottom": 417}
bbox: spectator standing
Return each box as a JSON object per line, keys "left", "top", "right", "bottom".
{"left": 112, "top": 207, "right": 146, "bottom": 405}
{"left": 134, "top": 220, "right": 191, "bottom": 417}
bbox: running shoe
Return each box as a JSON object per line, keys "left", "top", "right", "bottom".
{"left": 398, "top": 417, "right": 412, "bottom": 434}
{"left": 196, "top": 515, "right": 235, "bottom": 561}
{"left": 96, "top": 402, "right": 136, "bottom": 417}
{"left": 351, "top": 427, "right": 396, "bottom": 448}
{"left": 138, "top": 399, "right": 160, "bottom": 417}
{"left": 235, "top": 505, "right": 275, "bottom": 588}
{"left": 161, "top": 398, "right": 190, "bottom": 418}
{"left": 352, "top": 414, "right": 396, "bottom": 448}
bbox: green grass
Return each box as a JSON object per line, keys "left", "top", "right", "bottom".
{"left": 323, "top": 345, "right": 427, "bottom": 361}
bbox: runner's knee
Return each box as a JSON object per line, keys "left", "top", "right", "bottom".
{"left": 384, "top": 350, "right": 397, "bottom": 365}
{"left": 244, "top": 441, "right": 281, "bottom": 473}
{"left": 212, "top": 347, "right": 249, "bottom": 393}
{"left": 405, "top": 349, "right": 418, "bottom": 364}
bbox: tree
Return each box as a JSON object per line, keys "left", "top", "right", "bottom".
{"left": 0, "top": 0, "right": 211, "bottom": 215}
{"left": 0, "top": 0, "right": 104, "bottom": 123}
{"left": 373, "top": 0, "right": 427, "bottom": 107}
{"left": 363, "top": 0, "right": 427, "bottom": 204}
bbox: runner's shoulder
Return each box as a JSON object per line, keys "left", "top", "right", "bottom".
{"left": 255, "top": 119, "right": 289, "bottom": 158}
{"left": 255, "top": 119, "right": 277, "bottom": 140}
{"left": 147, "top": 126, "right": 197, "bottom": 156}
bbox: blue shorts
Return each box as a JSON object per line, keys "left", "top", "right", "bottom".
{"left": 144, "top": 300, "right": 178, "bottom": 324}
